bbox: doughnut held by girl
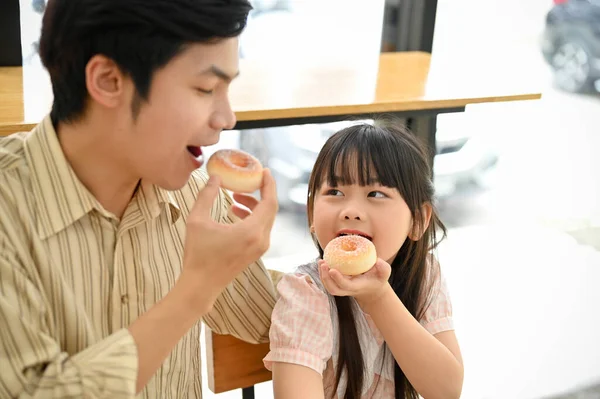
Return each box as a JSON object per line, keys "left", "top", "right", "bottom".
{"left": 264, "top": 121, "right": 464, "bottom": 399}
{"left": 323, "top": 234, "right": 377, "bottom": 276}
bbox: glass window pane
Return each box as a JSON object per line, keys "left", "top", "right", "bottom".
{"left": 432, "top": 0, "right": 600, "bottom": 397}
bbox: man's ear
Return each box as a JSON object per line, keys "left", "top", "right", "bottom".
{"left": 408, "top": 202, "right": 433, "bottom": 241}
{"left": 85, "top": 54, "right": 127, "bottom": 109}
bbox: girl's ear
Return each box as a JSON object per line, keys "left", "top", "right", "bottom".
{"left": 408, "top": 202, "right": 433, "bottom": 241}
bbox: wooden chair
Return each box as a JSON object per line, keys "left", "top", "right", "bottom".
{"left": 205, "top": 329, "right": 272, "bottom": 399}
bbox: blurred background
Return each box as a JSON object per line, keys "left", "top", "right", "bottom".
{"left": 12, "top": 0, "right": 600, "bottom": 397}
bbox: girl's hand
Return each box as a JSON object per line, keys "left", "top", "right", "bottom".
{"left": 318, "top": 258, "right": 392, "bottom": 309}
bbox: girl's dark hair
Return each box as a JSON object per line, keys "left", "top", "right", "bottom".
{"left": 307, "top": 121, "right": 447, "bottom": 398}
{"left": 39, "top": 0, "right": 252, "bottom": 123}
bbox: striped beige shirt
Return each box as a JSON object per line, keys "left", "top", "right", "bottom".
{"left": 0, "top": 116, "right": 277, "bottom": 398}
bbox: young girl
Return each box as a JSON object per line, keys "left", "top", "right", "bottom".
{"left": 263, "top": 122, "right": 464, "bottom": 399}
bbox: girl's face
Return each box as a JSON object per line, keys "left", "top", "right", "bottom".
{"left": 312, "top": 179, "right": 414, "bottom": 265}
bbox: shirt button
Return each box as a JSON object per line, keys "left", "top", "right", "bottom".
{"left": 121, "top": 294, "right": 129, "bottom": 305}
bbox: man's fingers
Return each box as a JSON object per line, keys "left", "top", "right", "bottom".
{"left": 260, "top": 169, "right": 278, "bottom": 215}
{"left": 218, "top": 170, "right": 277, "bottom": 257}
{"left": 232, "top": 193, "right": 259, "bottom": 211}
{"left": 243, "top": 169, "right": 278, "bottom": 230}
{"left": 189, "top": 176, "right": 222, "bottom": 222}
{"left": 229, "top": 204, "right": 251, "bottom": 220}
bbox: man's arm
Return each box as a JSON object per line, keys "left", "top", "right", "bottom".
{"left": 202, "top": 260, "right": 277, "bottom": 343}
{"left": 1, "top": 172, "right": 279, "bottom": 397}
{"left": 0, "top": 246, "right": 220, "bottom": 398}
{"left": 0, "top": 247, "right": 140, "bottom": 398}
{"left": 202, "top": 187, "right": 278, "bottom": 343}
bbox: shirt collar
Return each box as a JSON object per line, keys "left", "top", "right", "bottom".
{"left": 136, "top": 181, "right": 181, "bottom": 225}
{"left": 24, "top": 116, "right": 180, "bottom": 239}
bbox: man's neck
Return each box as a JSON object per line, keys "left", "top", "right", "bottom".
{"left": 55, "top": 115, "right": 140, "bottom": 219}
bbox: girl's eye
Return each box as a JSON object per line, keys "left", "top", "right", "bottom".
{"left": 196, "top": 88, "right": 214, "bottom": 95}
{"left": 368, "top": 191, "right": 387, "bottom": 198}
{"left": 325, "top": 189, "right": 343, "bottom": 196}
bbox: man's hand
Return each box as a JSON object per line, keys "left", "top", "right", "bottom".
{"left": 228, "top": 192, "right": 259, "bottom": 221}
{"left": 179, "top": 169, "right": 278, "bottom": 310}
{"left": 128, "top": 170, "right": 278, "bottom": 393}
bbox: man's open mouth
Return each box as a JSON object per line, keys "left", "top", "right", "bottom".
{"left": 187, "top": 146, "right": 203, "bottom": 158}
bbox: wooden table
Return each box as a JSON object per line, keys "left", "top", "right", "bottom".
{"left": 0, "top": 51, "right": 541, "bottom": 399}
{"left": 0, "top": 51, "right": 540, "bottom": 166}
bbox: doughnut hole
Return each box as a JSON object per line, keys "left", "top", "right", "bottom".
{"left": 229, "top": 152, "right": 251, "bottom": 168}
{"left": 341, "top": 240, "right": 357, "bottom": 252}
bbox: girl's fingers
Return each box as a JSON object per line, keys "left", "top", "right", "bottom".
{"left": 319, "top": 263, "right": 345, "bottom": 295}
{"left": 328, "top": 269, "right": 352, "bottom": 291}
{"left": 319, "top": 264, "right": 335, "bottom": 291}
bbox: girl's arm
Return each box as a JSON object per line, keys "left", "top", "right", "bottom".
{"left": 272, "top": 363, "right": 325, "bottom": 399}
{"left": 263, "top": 272, "right": 333, "bottom": 399}
{"left": 359, "top": 284, "right": 463, "bottom": 399}
{"left": 320, "top": 259, "right": 463, "bottom": 399}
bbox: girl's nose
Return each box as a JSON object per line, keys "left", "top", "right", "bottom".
{"left": 341, "top": 206, "right": 364, "bottom": 221}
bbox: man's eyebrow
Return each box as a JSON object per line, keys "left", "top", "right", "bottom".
{"left": 198, "top": 65, "right": 240, "bottom": 83}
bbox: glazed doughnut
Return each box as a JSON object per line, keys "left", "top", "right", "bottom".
{"left": 323, "top": 235, "right": 377, "bottom": 276}
{"left": 206, "top": 149, "right": 263, "bottom": 193}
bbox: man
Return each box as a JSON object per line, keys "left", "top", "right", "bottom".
{"left": 0, "top": 0, "right": 279, "bottom": 398}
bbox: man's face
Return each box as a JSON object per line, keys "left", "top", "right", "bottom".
{"left": 120, "top": 38, "right": 239, "bottom": 190}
